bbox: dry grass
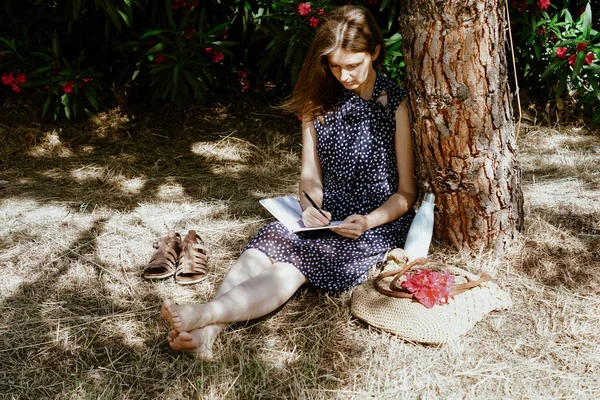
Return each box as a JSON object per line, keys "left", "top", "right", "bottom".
{"left": 1, "top": 95, "right": 599, "bottom": 399}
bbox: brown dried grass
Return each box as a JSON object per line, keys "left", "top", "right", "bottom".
{"left": 1, "top": 96, "right": 599, "bottom": 399}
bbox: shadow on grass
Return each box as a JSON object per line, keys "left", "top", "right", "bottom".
{"left": 518, "top": 207, "right": 600, "bottom": 294}
{"left": 0, "top": 209, "right": 362, "bottom": 398}
{"left": 0, "top": 95, "right": 301, "bottom": 219}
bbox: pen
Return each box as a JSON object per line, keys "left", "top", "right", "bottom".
{"left": 302, "top": 191, "right": 327, "bottom": 219}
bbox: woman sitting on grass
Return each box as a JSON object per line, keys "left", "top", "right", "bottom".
{"left": 162, "top": 5, "right": 417, "bottom": 360}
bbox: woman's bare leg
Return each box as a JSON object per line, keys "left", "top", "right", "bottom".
{"left": 162, "top": 259, "right": 307, "bottom": 333}
{"left": 164, "top": 249, "right": 307, "bottom": 359}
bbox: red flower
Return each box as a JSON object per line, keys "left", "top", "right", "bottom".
{"left": 2, "top": 72, "right": 26, "bottom": 93}
{"left": 536, "top": 27, "right": 546, "bottom": 36}
{"left": 184, "top": 27, "right": 196, "bottom": 40}
{"left": 576, "top": 42, "right": 588, "bottom": 52}
{"left": 297, "top": 3, "right": 311, "bottom": 16}
{"left": 14, "top": 73, "right": 27, "bottom": 84}
{"left": 308, "top": 16, "right": 320, "bottom": 28}
{"left": 154, "top": 53, "right": 165, "bottom": 63}
{"left": 63, "top": 81, "right": 75, "bottom": 94}
{"left": 537, "top": 0, "right": 550, "bottom": 11}
{"left": 568, "top": 54, "right": 577, "bottom": 67}
{"left": 585, "top": 52, "right": 595, "bottom": 65}
{"left": 204, "top": 48, "right": 224, "bottom": 63}
{"left": 82, "top": 78, "right": 92, "bottom": 83}
{"left": 1, "top": 72, "right": 13, "bottom": 86}
{"left": 237, "top": 69, "right": 247, "bottom": 78}
{"left": 239, "top": 78, "right": 250, "bottom": 92}
{"left": 556, "top": 47, "right": 568, "bottom": 60}
{"left": 401, "top": 269, "right": 455, "bottom": 308}
{"left": 316, "top": 8, "right": 325, "bottom": 16}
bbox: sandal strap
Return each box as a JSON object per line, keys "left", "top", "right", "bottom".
{"left": 143, "top": 230, "right": 182, "bottom": 277}
{"left": 176, "top": 231, "right": 208, "bottom": 277}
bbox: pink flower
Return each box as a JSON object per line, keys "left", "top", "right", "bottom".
{"left": 82, "top": 78, "right": 92, "bottom": 83}
{"left": 14, "top": 73, "right": 27, "bottom": 84}
{"left": 556, "top": 47, "right": 568, "bottom": 60}
{"left": 297, "top": 3, "right": 311, "bottom": 16}
{"left": 537, "top": 0, "right": 550, "bottom": 11}
{"left": 1, "top": 72, "right": 13, "bottom": 86}
{"left": 309, "top": 16, "right": 320, "bottom": 28}
{"left": 237, "top": 69, "right": 247, "bottom": 78}
{"left": 568, "top": 54, "right": 577, "bottom": 67}
{"left": 585, "top": 52, "right": 595, "bottom": 65}
{"left": 154, "top": 53, "right": 165, "bottom": 63}
{"left": 401, "top": 269, "right": 455, "bottom": 309}
{"left": 63, "top": 81, "right": 74, "bottom": 94}
{"left": 316, "top": 8, "right": 325, "bottom": 16}
{"left": 204, "top": 48, "right": 224, "bottom": 63}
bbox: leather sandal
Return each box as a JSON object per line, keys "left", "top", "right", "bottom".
{"left": 142, "top": 230, "right": 181, "bottom": 279}
{"left": 175, "top": 230, "right": 209, "bottom": 285}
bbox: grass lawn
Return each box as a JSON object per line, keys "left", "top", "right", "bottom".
{"left": 1, "top": 94, "right": 599, "bottom": 399}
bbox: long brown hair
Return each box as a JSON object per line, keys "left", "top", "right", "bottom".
{"left": 281, "top": 5, "right": 386, "bottom": 119}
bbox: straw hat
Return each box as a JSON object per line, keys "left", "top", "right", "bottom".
{"left": 350, "top": 249, "right": 512, "bottom": 344}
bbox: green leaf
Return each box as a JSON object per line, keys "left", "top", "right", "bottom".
{"left": 140, "top": 30, "right": 169, "bottom": 40}
{"left": 534, "top": 43, "right": 541, "bottom": 61}
{"left": 556, "top": 69, "right": 568, "bottom": 98}
{"left": 589, "top": 75, "right": 600, "bottom": 101}
{"left": 61, "top": 94, "right": 71, "bottom": 119}
{"left": 556, "top": 39, "right": 582, "bottom": 47}
{"left": 52, "top": 31, "right": 60, "bottom": 62}
{"left": 42, "top": 95, "right": 52, "bottom": 116}
{"left": 147, "top": 43, "right": 165, "bottom": 54}
{"left": 583, "top": 3, "right": 592, "bottom": 40}
{"left": 173, "top": 64, "right": 180, "bottom": 83}
{"left": 117, "top": 9, "right": 131, "bottom": 27}
{"left": 541, "top": 58, "right": 566, "bottom": 80}
{"left": 84, "top": 87, "right": 99, "bottom": 111}
{"left": 572, "top": 51, "right": 586, "bottom": 80}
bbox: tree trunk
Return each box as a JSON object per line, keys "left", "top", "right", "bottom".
{"left": 399, "top": 0, "right": 524, "bottom": 253}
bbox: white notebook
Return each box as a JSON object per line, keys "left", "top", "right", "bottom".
{"left": 259, "top": 195, "right": 343, "bottom": 233}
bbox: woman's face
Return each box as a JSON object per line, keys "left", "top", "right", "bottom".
{"left": 327, "top": 46, "right": 380, "bottom": 92}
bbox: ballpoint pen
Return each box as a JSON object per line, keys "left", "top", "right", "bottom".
{"left": 302, "top": 191, "right": 328, "bottom": 219}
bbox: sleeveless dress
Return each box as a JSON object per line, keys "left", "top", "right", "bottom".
{"left": 245, "top": 73, "right": 415, "bottom": 292}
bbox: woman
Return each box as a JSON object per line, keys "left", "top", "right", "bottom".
{"left": 161, "top": 5, "right": 416, "bottom": 360}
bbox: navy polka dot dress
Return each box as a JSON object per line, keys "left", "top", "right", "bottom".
{"left": 246, "top": 73, "right": 415, "bottom": 292}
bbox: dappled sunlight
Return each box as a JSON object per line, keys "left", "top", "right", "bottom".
{"left": 156, "top": 180, "right": 189, "bottom": 200}
{"left": 28, "top": 130, "right": 75, "bottom": 158}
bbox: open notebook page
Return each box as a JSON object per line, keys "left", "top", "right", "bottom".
{"left": 259, "top": 195, "right": 343, "bottom": 233}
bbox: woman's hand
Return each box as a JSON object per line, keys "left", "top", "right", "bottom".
{"left": 302, "top": 206, "right": 332, "bottom": 228}
{"left": 331, "top": 214, "right": 370, "bottom": 239}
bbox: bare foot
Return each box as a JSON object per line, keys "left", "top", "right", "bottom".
{"left": 161, "top": 299, "right": 211, "bottom": 332}
{"left": 167, "top": 328, "right": 218, "bottom": 361}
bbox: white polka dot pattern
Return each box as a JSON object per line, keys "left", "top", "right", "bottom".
{"left": 246, "top": 73, "right": 415, "bottom": 292}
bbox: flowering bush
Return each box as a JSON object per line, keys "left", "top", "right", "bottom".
{"left": 2, "top": 0, "right": 597, "bottom": 122}
{"left": 509, "top": 0, "right": 600, "bottom": 122}
{"left": 401, "top": 269, "right": 455, "bottom": 308}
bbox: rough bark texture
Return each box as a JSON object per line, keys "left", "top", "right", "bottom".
{"left": 399, "top": 0, "right": 524, "bottom": 253}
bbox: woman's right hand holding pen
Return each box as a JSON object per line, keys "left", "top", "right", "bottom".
{"left": 301, "top": 191, "right": 332, "bottom": 228}
{"left": 302, "top": 205, "right": 332, "bottom": 227}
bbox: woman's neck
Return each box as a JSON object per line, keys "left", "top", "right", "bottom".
{"left": 352, "top": 66, "right": 377, "bottom": 100}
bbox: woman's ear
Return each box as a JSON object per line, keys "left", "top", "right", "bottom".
{"left": 371, "top": 45, "right": 381, "bottom": 61}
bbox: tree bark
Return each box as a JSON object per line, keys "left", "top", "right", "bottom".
{"left": 399, "top": 0, "right": 524, "bottom": 253}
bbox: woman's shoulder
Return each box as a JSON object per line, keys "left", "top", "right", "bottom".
{"left": 378, "top": 74, "right": 407, "bottom": 102}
